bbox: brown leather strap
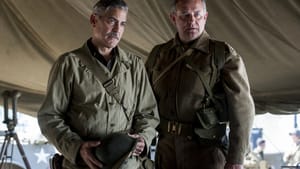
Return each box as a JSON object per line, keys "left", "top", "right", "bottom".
{"left": 158, "top": 118, "right": 227, "bottom": 140}
{"left": 153, "top": 49, "right": 193, "bottom": 87}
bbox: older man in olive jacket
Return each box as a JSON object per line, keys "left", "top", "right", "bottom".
{"left": 38, "top": 0, "right": 159, "bottom": 169}
{"left": 146, "top": 0, "right": 254, "bottom": 169}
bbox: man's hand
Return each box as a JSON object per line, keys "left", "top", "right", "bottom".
{"left": 225, "top": 163, "right": 244, "bottom": 169}
{"left": 80, "top": 141, "right": 103, "bottom": 169}
{"left": 128, "top": 134, "right": 145, "bottom": 156}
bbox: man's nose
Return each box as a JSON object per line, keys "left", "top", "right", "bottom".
{"left": 187, "top": 13, "right": 197, "bottom": 23}
{"left": 112, "top": 23, "right": 121, "bottom": 32}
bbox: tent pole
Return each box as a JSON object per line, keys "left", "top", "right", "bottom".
{"left": 294, "top": 113, "right": 298, "bottom": 129}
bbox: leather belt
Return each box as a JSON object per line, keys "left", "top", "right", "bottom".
{"left": 158, "top": 118, "right": 227, "bottom": 140}
{"left": 158, "top": 119, "right": 194, "bottom": 136}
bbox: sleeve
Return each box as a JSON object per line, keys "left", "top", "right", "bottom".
{"left": 37, "top": 56, "right": 83, "bottom": 164}
{"left": 145, "top": 45, "right": 161, "bottom": 84}
{"left": 132, "top": 58, "right": 160, "bottom": 155}
{"left": 222, "top": 44, "right": 255, "bottom": 164}
{"left": 294, "top": 149, "right": 300, "bottom": 165}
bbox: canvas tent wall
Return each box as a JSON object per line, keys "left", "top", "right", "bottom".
{"left": 0, "top": 0, "right": 300, "bottom": 116}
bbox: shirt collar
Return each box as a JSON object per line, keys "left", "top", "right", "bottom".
{"left": 87, "top": 38, "right": 116, "bottom": 70}
{"left": 172, "top": 30, "right": 210, "bottom": 54}
{"left": 83, "top": 39, "right": 132, "bottom": 74}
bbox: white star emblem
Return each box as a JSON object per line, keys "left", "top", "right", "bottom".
{"left": 34, "top": 148, "right": 50, "bottom": 164}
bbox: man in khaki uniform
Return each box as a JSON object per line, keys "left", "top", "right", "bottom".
{"left": 38, "top": 0, "right": 159, "bottom": 169}
{"left": 146, "top": 0, "right": 254, "bottom": 169}
{"left": 283, "top": 130, "right": 300, "bottom": 167}
{"left": 244, "top": 139, "right": 270, "bottom": 169}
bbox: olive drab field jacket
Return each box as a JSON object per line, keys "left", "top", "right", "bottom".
{"left": 146, "top": 31, "right": 255, "bottom": 164}
{"left": 38, "top": 42, "right": 160, "bottom": 169}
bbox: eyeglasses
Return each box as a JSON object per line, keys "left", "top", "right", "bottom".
{"left": 176, "top": 10, "right": 205, "bottom": 20}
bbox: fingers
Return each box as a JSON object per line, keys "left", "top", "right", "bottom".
{"left": 84, "top": 152, "right": 103, "bottom": 169}
{"left": 80, "top": 141, "right": 103, "bottom": 169}
{"left": 132, "top": 141, "right": 145, "bottom": 156}
{"left": 128, "top": 133, "right": 145, "bottom": 156}
{"left": 128, "top": 133, "right": 140, "bottom": 139}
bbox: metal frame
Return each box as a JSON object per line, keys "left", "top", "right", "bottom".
{"left": 0, "top": 90, "right": 31, "bottom": 169}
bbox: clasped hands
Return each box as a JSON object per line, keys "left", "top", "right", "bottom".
{"left": 79, "top": 133, "right": 145, "bottom": 169}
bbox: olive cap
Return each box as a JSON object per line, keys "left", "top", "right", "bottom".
{"left": 94, "top": 132, "right": 137, "bottom": 169}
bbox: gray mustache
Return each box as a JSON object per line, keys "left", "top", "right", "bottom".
{"left": 107, "top": 32, "right": 119, "bottom": 40}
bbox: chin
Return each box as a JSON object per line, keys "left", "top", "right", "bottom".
{"left": 188, "top": 35, "right": 200, "bottom": 41}
{"left": 108, "top": 42, "right": 117, "bottom": 46}
{"left": 106, "top": 41, "right": 119, "bottom": 48}
{"left": 181, "top": 32, "right": 199, "bottom": 41}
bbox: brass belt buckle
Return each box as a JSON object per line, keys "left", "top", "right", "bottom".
{"left": 167, "top": 121, "right": 182, "bottom": 135}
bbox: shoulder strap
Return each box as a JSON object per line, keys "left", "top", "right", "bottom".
{"left": 74, "top": 49, "right": 130, "bottom": 121}
{"left": 210, "top": 40, "right": 226, "bottom": 87}
{"left": 186, "top": 40, "right": 226, "bottom": 109}
{"left": 74, "top": 50, "right": 120, "bottom": 98}
{"left": 186, "top": 63, "right": 221, "bottom": 111}
{"left": 185, "top": 63, "right": 214, "bottom": 98}
{"left": 153, "top": 49, "right": 193, "bottom": 86}
{"left": 214, "top": 40, "right": 226, "bottom": 71}
{"left": 75, "top": 49, "right": 111, "bottom": 84}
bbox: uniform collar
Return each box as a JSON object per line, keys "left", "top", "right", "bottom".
{"left": 84, "top": 39, "right": 132, "bottom": 65}
{"left": 172, "top": 30, "right": 210, "bottom": 54}
{"left": 82, "top": 40, "right": 132, "bottom": 74}
{"left": 87, "top": 38, "right": 116, "bottom": 70}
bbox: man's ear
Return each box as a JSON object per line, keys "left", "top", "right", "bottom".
{"left": 90, "top": 14, "right": 97, "bottom": 26}
{"left": 203, "top": 12, "right": 208, "bottom": 21}
{"left": 169, "top": 12, "right": 176, "bottom": 25}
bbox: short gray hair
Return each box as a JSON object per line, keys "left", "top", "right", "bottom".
{"left": 171, "top": 0, "right": 207, "bottom": 13}
{"left": 93, "top": 0, "right": 128, "bottom": 16}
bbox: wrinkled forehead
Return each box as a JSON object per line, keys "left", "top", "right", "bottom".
{"left": 175, "top": 0, "right": 204, "bottom": 12}
{"left": 103, "top": 7, "right": 128, "bottom": 21}
{"left": 103, "top": 7, "right": 127, "bottom": 15}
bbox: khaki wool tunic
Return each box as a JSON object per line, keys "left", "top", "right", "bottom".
{"left": 38, "top": 41, "right": 160, "bottom": 169}
{"left": 146, "top": 31, "right": 255, "bottom": 169}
